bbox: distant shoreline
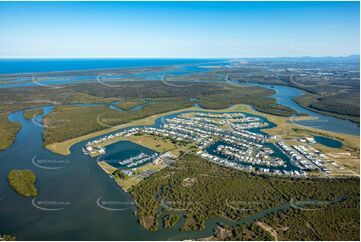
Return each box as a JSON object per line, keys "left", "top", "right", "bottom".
{"left": 0, "top": 58, "right": 225, "bottom": 75}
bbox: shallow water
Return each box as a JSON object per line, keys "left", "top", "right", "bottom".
{"left": 0, "top": 59, "right": 226, "bottom": 88}
{"left": 238, "top": 82, "right": 359, "bottom": 136}
{"left": 0, "top": 59, "right": 221, "bottom": 75}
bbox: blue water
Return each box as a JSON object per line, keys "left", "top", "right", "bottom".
{"left": 0, "top": 59, "right": 357, "bottom": 240}
{"left": 239, "top": 82, "right": 360, "bottom": 136}
{"left": 0, "top": 106, "right": 351, "bottom": 240}
{"left": 0, "top": 58, "right": 227, "bottom": 88}
{"left": 0, "top": 58, "right": 223, "bottom": 74}
{"left": 314, "top": 136, "right": 343, "bottom": 148}
{"left": 100, "top": 141, "right": 158, "bottom": 169}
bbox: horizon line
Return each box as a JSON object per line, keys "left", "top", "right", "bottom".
{"left": 0, "top": 54, "right": 359, "bottom": 59}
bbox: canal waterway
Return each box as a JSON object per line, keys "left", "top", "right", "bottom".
{"left": 0, "top": 60, "right": 358, "bottom": 239}
{"left": 0, "top": 106, "right": 347, "bottom": 240}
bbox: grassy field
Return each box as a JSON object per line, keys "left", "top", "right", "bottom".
{"left": 98, "top": 160, "right": 169, "bottom": 192}
{"left": 0, "top": 113, "right": 21, "bottom": 151}
{"left": 115, "top": 99, "right": 143, "bottom": 110}
{"left": 91, "top": 133, "right": 193, "bottom": 158}
{"left": 129, "top": 154, "right": 359, "bottom": 239}
{"left": 45, "top": 105, "right": 197, "bottom": 155}
{"left": 23, "top": 108, "right": 44, "bottom": 120}
{"left": 7, "top": 170, "right": 38, "bottom": 197}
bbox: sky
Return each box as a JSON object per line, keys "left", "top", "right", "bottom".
{"left": 0, "top": 1, "right": 359, "bottom": 58}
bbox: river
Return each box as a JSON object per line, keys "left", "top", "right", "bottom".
{"left": 0, "top": 63, "right": 358, "bottom": 239}
{"left": 0, "top": 102, "right": 352, "bottom": 240}
{"left": 237, "top": 82, "right": 359, "bottom": 136}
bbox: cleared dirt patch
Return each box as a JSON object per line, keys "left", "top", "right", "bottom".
{"left": 256, "top": 221, "right": 279, "bottom": 240}
{"left": 182, "top": 177, "right": 197, "bottom": 187}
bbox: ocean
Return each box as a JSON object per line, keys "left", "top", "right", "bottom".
{"left": 0, "top": 58, "right": 224, "bottom": 74}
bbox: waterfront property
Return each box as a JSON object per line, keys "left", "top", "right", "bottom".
{"left": 84, "top": 111, "right": 349, "bottom": 182}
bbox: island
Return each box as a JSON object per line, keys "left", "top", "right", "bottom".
{"left": 7, "top": 170, "right": 38, "bottom": 197}
{"left": 23, "top": 108, "right": 44, "bottom": 120}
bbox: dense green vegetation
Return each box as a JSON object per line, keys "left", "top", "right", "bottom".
{"left": 163, "top": 212, "right": 180, "bottom": 228}
{"left": 0, "top": 113, "right": 21, "bottom": 151}
{"left": 68, "top": 80, "right": 224, "bottom": 99}
{"left": 42, "top": 82, "right": 297, "bottom": 145}
{"left": 7, "top": 170, "right": 38, "bottom": 197}
{"left": 294, "top": 92, "right": 360, "bottom": 123}
{"left": 221, "top": 193, "right": 359, "bottom": 240}
{"left": 42, "top": 97, "right": 194, "bottom": 144}
{"left": 1, "top": 57, "right": 359, "bottom": 125}
{"left": 23, "top": 108, "right": 44, "bottom": 120}
{"left": 199, "top": 61, "right": 360, "bottom": 123}
{"left": 112, "top": 169, "right": 126, "bottom": 179}
{"left": 0, "top": 86, "right": 118, "bottom": 114}
{"left": 70, "top": 81, "right": 296, "bottom": 116}
{"left": 130, "top": 154, "right": 359, "bottom": 240}
{"left": 255, "top": 200, "right": 359, "bottom": 241}
{"left": 223, "top": 223, "right": 275, "bottom": 241}
{"left": 198, "top": 95, "right": 295, "bottom": 117}
{"left": 0, "top": 234, "right": 16, "bottom": 241}
{"left": 0, "top": 81, "right": 298, "bottom": 147}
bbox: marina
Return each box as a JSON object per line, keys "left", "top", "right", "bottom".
{"left": 0, "top": 1, "right": 359, "bottom": 240}
{"left": 0, "top": 59, "right": 359, "bottom": 241}
{"left": 83, "top": 110, "right": 345, "bottom": 178}
{"left": 0, "top": 98, "right": 358, "bottom": 240}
